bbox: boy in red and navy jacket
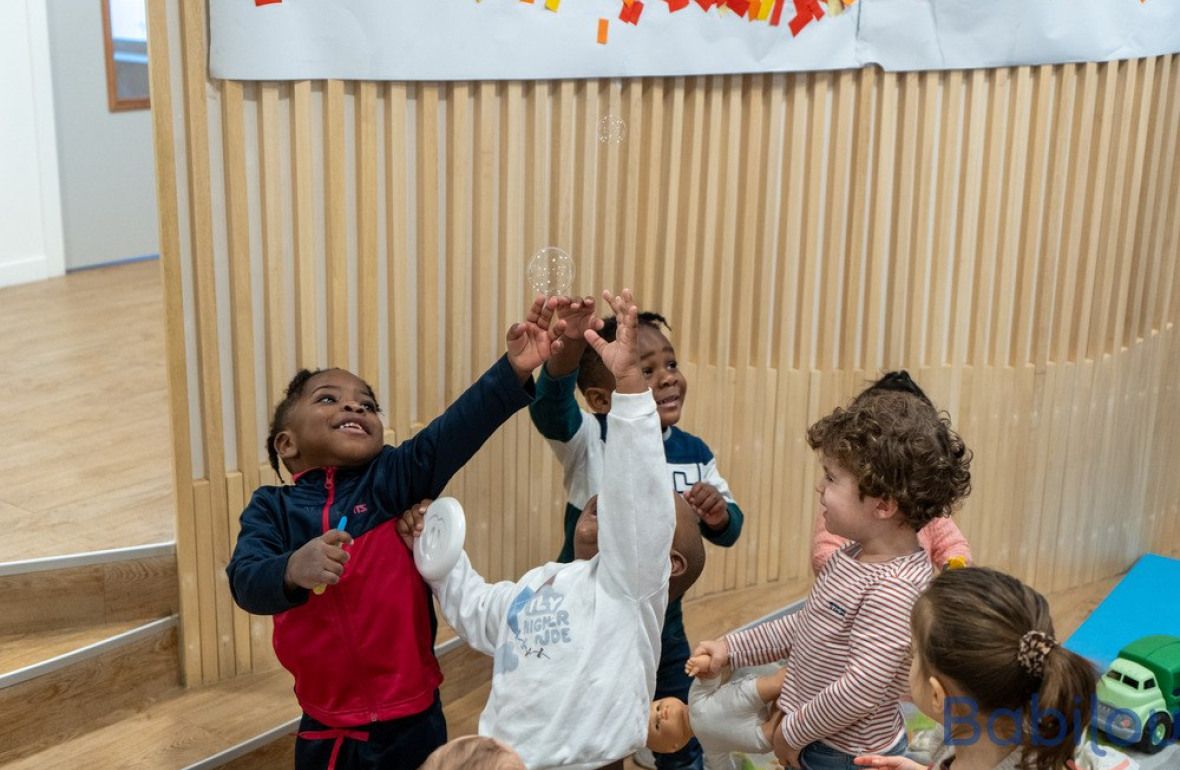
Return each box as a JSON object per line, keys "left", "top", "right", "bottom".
{"left": 227, "top": 297, "right": 565, "bottom": 770}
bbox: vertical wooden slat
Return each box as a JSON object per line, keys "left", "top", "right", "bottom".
{"left": 324, "top": 80, "right": 349, "bottom": 368}
{"left": 1109, "top": 58, "right": 1150, "bottom": 352}
{"left": 887, "top": 72, "right": 919, "bottom": 368}
{"left": 178, "top": 0, "right": 233, "bottom": 683}
{"left": 416, "top": 83, "right": 442, "bottom": 419}
{"left": 865, "top": 71, "right": 898, "bottom": 372}
{"left": 221, "top": 79, "right": 258, "bottom": 675}
{"left": 675, "top": 78, "right": 706, "bottom": 360}
{"left": 823, "top": 71, "right": 856, "bottom": 372}
{"left": 929, "top": 71, "right": 964, "bottom": 367}
{"left": 1010, "top": 63, "right": 1047, "bottom": 365}
{"left": 356, "top": 81, "right": 380, "bottom": 386}
{"left": 1089, "top": 62, "right": 1134, "bottom": 360}
{"left": 259, "top": 83, "right": 288, "bottom": 411}
{"left": 446, "top": 82, "right": 472, "bottom": 398}
{"left": 291, "top": 81, "right": 318, "bottom": 370}
{"left": 638, "top": 79, "right": 664, "bottom": 302}
{"left": 146, "top": 0, "right": 201, "bottom": 686}
{"left": 385, "top": 83, "right": 412, "bottom": 437}
{"left": 1146, "top": 56, "right": 1180, "bottom": 331}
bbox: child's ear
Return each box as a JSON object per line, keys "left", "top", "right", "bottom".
{"left": 274, "top": 430, "right": 298, "bottom": 462}
{"left": 669, "top": 548, "right": 687, "bottom": 579}
{"left": 928, "top": 675, "right": 948, "bottom": 714}
{"left": 874, "top": 497, "right": 900, "bottom": 521}
{"left": 583, "top": 386, "right": 614, "bottom": 414}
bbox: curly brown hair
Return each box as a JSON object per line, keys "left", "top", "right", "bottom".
{"left": 806, "top": 387, "right": 972, "bottom": 530}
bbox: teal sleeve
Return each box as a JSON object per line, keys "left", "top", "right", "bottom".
{"left": 701, "top": 501, "right": 744, "bottom": 547}
{"left": 528, "top": 365, "right": 583, "bottom": 442}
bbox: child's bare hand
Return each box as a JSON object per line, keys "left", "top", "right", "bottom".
{"left": 558, "top": 295, "right": 603, "bottom": 341}
{"left": 285, "top": 529, "right": 352, "bottom": 591}
{"left": 686, "top": 639, "right": 730, "bottom": 678}
{"left": 507, "top": 295, "right": 567, "bottom": 380}
{"left": 584, "top": 290, "right": 641, "bottom": 391}
{"left": 684, "top": 483, "right": 729, "bottom": 531}
{"left": 852, "top": 756, "right": 925, "bottom": 770}
{"left": 397, "top": 499, "right": 431, "bottom": 550}
{"left": 772, "top": 729, "right": 800, "bottom": 768}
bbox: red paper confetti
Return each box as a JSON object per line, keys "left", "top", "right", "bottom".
{"left": 727, "top": 0, "right": 750, "bottom": 16}
{"left": 619, "top": 0, "right": 645, "bottom": 24}
{"left": 769, "top": 0, "right": 786, "bottom": 25}
{"left": 788, "top": 0, "right": 825, "bottom": 35}
{"left": 255, "top": 0, "right": 281, "bottom": 5}
{"left": 667, "top": 0, "right": 690, "bottom": 11}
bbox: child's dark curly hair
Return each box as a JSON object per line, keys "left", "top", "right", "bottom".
{"left": 265, "top": 368, "right": 381, "bottom": 481}
{"left": 576, "top": 311, "right": 671, "bottom": 393}
{"left": 806, "top": 378, "right": 972, "bottom": 531}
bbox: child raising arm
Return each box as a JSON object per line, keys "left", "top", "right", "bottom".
{"left": 226, "top": 296, "right": 564, "bottom": 770}
{"left": 402, "top": 290, "right": 708, "bottom": 770}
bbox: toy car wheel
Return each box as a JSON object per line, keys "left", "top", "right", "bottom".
{"left": 1137, "top": 712, "right": 1172, "bottom": 754}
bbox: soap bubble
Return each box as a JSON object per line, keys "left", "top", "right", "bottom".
{"left": 598, "top": 114, "right": 627, "bottom": 144}
{"left": 526, "top": 247, "right": 575, "bottom": 297}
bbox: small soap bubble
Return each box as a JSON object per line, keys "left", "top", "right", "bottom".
{"left": 526, "top": 247, "right": 575, "bottom": 297}
{"left": 597, "top": 114, "right": 627, "bottom": 144}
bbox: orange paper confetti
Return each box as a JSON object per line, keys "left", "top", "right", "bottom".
{"left": 597, "top": 17, "right": 609, "bottom": 43}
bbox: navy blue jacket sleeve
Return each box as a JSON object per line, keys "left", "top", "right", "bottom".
{"left": 372, "top": 354, "right": 534, "bottom": 516}
{"left": 703, "top": 502, "right": 744, "bottom": 547}
{"left": 227, "top": 489, "right": 308, "bottom": 615}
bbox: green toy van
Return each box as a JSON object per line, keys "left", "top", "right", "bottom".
{"left": 1094, "top": 635, "right": 1180, "bottom": 753}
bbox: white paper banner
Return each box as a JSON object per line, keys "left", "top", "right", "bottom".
{"left": 208, "top": 0, "right": 1180, "bottom": 81}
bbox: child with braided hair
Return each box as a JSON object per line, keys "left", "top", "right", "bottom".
{"left": 226, "top": 296, "right": 565, "bottom": 770}
{"left": 856, "top": 566, "right": 1099, "bottom": 770}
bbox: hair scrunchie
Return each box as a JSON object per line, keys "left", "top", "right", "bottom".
{"left": 1017, "top": 630, "right": 1057, "bottom": 678}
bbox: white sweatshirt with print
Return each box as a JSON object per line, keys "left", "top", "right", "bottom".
{"left": 428, "top": 390, "right": 674, "bottom": 770}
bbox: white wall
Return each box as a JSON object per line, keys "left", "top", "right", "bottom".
{"left": 47, "top": 0, "right": 158, "bottom": 271}
{"left": 0, "top": 0, "right": 64, "bottom": 288}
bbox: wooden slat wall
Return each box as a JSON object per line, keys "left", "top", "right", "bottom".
{"left": 148, "top": 0, "right": 1180, "bottom": 685}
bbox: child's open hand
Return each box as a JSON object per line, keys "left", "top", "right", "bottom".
{"left": 584, "top": 289, "right": 641, "bottom": 392}
{"left": 558, "top": 295, "right": 603, "bottom": 342}
{"left": 684, "top": 482, "right": 729, "bottom": 531}
{"left": 507, "top": 295, "right": 567, "bottom": 381}
{"left": 852, "top": 756, "right": 926, "bottom": 770}
{"left": 397, "top": 499, "right": 431, "bottom": 551}
{"left": 285, "top": 529, "right": 353, "bottom": 592}
{"left": 685, "top": 638, "right": 730, "bottom": 678}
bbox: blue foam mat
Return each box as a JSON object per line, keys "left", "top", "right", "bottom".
{"left": 1063, "top": 553, "right": 1180, "bottom": 669}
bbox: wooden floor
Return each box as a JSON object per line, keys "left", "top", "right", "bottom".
{"left": 0, "top": 261, "right": 174, "bottom": 562}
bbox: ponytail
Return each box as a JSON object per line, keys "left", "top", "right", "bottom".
{"left": 913, "top": 567, "right": 1099, "bottom": 770}
{"left": 1024, "top": 644, "right": 1097, "bottom": 770}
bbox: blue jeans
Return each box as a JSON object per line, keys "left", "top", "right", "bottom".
{"left": 798, "top": 734, "right": 906, "bottom": 770}
{"left": 653, "top": 626, "right": 703, "bottom": 770}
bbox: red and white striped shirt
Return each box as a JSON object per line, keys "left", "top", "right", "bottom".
{"left": 725, "top": 544, "right": 932, "bottom": 755}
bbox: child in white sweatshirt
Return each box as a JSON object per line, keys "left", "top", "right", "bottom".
{"left": 399, "top": 290, "right": 707, "bottom": 770}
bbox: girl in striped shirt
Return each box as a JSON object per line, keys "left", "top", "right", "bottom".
{"left": 688, "top": 383, "right": 973, "bottom": 770}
